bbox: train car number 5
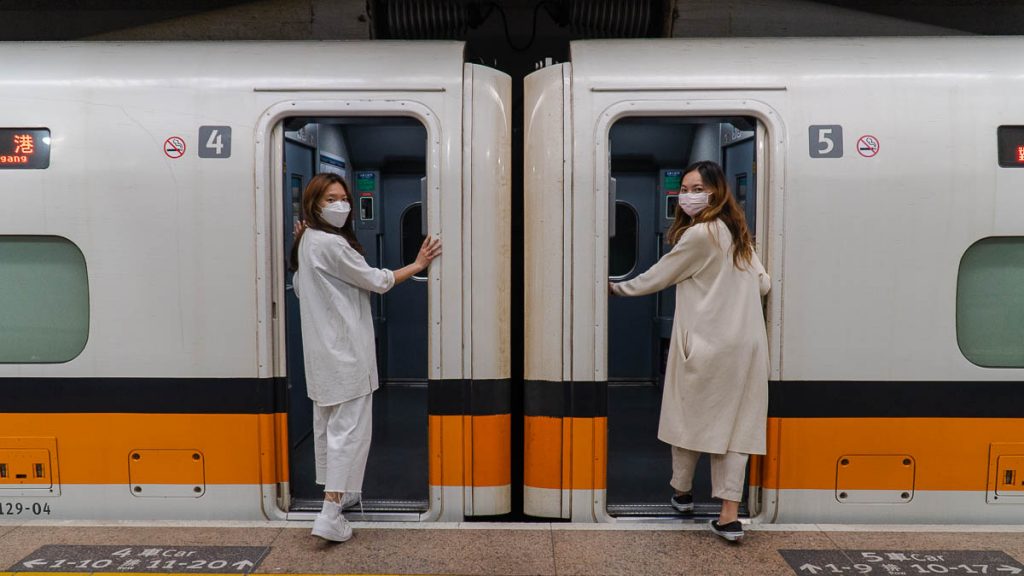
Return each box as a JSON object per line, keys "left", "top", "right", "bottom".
{"left": 809, "top": 125, "right": 844, "bottom": 158}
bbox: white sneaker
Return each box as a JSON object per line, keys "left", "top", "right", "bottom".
{"left": 311, "top": 501, "right": 352, "bottom": 543}
{"left": 339, "top": 492, "right": 361, "bottom": 510}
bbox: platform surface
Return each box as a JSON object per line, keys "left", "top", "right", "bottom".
{"left": 1, "top": 521, "right": 1022, "bottom": 576}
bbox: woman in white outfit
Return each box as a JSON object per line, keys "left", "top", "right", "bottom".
{"left": 609, "top": 160, "right": 769, "bottom": 543}
{"left": 290, "top": 173, "right": 441, "bottom": 542}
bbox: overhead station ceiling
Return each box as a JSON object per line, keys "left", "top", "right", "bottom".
{"left": 0, "top": 0, "right": 252, "bottom": 40}
{"left": 813, "top": 0, "right": 1022, "bottom": 35}
{"left": 0, "top": 0, "right": 1020, "bottom": 40}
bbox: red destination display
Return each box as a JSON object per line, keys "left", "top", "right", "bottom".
{"left": 0, "top": 128, "right": 50, "bottom": 169}
{"left": 997, "top": 126, "right": 1024, "bottom": 168}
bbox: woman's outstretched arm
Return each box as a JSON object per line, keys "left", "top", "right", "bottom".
{"left": 610, "top": 222, "right": 715, "bottom": 297}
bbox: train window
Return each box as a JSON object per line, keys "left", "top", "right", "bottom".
{"left": 0, "top": 236, "right": 89, "bottom": 363}
{"left": 609, "top": 202, "right": 638, "bottom": 278}
{"left": 956, "top": 237, "right": 1024, "bottom": 367}
{"left": 401, "top": 203, "right": 427, "bottom": 280}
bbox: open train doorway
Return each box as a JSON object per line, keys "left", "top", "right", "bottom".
{"left": 605, "top": 115, "right": 764, "bottom": 518}
{"left": 282, "top": 116, "right": 429, "bottom": 515}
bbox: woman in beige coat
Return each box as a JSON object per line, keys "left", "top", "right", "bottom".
{"left": 610, "top": 160, "right": 769, "bottom": 543}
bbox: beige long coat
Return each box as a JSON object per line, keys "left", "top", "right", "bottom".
{"left": 610, "top": 219, "right": 770, "bottom": 455}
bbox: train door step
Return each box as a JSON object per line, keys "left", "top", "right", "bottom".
{"left": 606, "top": 502, "right": 749, "bottom": 519}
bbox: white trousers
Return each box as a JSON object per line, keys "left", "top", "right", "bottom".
{"left": 313, "top": 393, "right": 373, "bottom": 494}
{"left": 670, "top": 446, "right": 748, "bottom": 502}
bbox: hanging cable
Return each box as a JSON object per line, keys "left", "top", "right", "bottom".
{"left": 484, "top": 1, "right": 561, "bottom": 52}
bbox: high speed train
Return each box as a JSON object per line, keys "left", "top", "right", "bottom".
{"left": 2, "top": 37, "right": 1023, "bottom": 525}
{"left": 0, "top": 41, "right": 511, "bottom": 521}
{"left": 524, "top": 37, "right": 1024, "bottom": 523}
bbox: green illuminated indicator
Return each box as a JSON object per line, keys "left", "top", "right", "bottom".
{"left": 663, "top": 170, "right": 682, "bottom": 192}
{"left": 357, "top": 173, "right": 376, "bottom": 192}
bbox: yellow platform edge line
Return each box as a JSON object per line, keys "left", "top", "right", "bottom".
{"left": 95, "top": 569, "right": 415, "bottom": 573}
{"left": 4, "top": 572, "right": 423, "bottom": 576}
{"left": 92, "top": 569, "right": 417, "bottom": 573}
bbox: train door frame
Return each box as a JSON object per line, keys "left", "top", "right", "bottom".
{"left": 254, "top": 98, "right": 445, "bottom": 521}
{"left": 590, "top": 99, "right": 785, "bottom": 522}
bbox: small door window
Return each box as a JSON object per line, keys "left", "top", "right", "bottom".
{"left": 401, "top": 203, "right": 427, "bottom": 280}
{"left": 609, "top": 201, "right": 638, "bottom": 279}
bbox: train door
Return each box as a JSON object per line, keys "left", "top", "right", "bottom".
{"left": 606, "top": 169, "right": 661, "bottom": 509}
{"left": 605, "top": 117, "right": 761, "bottom": 517}
{"left": 524, "top": 60, "right": 781, "bottom": 521}
{"left": 282, "top": 134, "right": 318, "bottom": 510}
{"left": 281, "top": 117, "right": 430, "bottom": 515}
{"left": 254, "top": 54, "right": 509, "bottom": 522}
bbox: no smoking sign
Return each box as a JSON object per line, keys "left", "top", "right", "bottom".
{"left": 857, "top": 135, "right": 880, "bottom": 158}
{"left": 163, "top": 136, "right": 186, "bottom": 159}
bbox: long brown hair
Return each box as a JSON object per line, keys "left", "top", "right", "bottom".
{"left": 665, "top": 160, "right": 753, "bottom": 269}
{"left": 289, "top": 173, "right": 364, "bottom": 273}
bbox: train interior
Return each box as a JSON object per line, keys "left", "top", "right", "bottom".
{"left": 606, "top": 115, "right": 760, "bottom": 518}
{"left": 282, "top": 116, "right": 429, "bottom": 515}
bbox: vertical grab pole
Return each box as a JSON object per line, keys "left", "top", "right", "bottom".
{"left": 421, "top": 176, "right": 428, "bottom": 235}
{"left": 608, "top": 177, "right": 617, "bottom": 239}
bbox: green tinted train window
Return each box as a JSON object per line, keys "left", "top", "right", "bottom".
{"left": 0, "top": 236, "right": 89, "bottom": 363}
{"left": 957, "top": 237, "right": 1024, "bottom": 367}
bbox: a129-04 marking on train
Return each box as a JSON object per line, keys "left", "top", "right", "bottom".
{"left": 0, "top": 501, "right": 51, "bottom": 516}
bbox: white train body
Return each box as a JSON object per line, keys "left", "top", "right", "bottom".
{"left": 523, "top": 38, "right": 1024, "bottom": 523}
{"left": 0, "top": 42, "right": 511, "bottom": 521}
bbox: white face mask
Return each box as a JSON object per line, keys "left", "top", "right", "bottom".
{"left": 679, "top": 192, "right": 709, "bottom": 217}
{"left": 321, "top": 200, "right": 351, "bottom": 228}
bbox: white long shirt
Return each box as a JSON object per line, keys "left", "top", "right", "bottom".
{"left": 293, "top": 229, "right": 395, "bottom": 406}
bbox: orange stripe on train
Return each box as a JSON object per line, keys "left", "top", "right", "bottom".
{"left": 428, "top": 414, "right": 510, "bottom": 487}
{"left": 763, "top": 417, "right": 1024, "bottom": 491}
{"left": 524, "top": 416, "right": 606, "bottom": 491}
{"left": 0, "top": 413, "right": 282, "bottom": 485}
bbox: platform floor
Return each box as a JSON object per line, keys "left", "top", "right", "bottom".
{"left": 1, "top": 521, "right": 1022, "bottom": 576}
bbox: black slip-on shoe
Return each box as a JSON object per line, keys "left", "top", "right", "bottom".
{"left": 670, "top": 493, "right": 694, "bottom": 513}
{"left": 710, "top": 520, "right": 743, "bottom": 542}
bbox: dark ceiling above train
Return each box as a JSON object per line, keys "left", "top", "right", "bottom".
{"left": 0, "top": 0, "right": 1021, "bottom": 39}
{"left": 814, "top": 0, "right": 1021, "bottom": 35}
{"left": 0, "top": 0, "right": 252, "bottom": 40}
